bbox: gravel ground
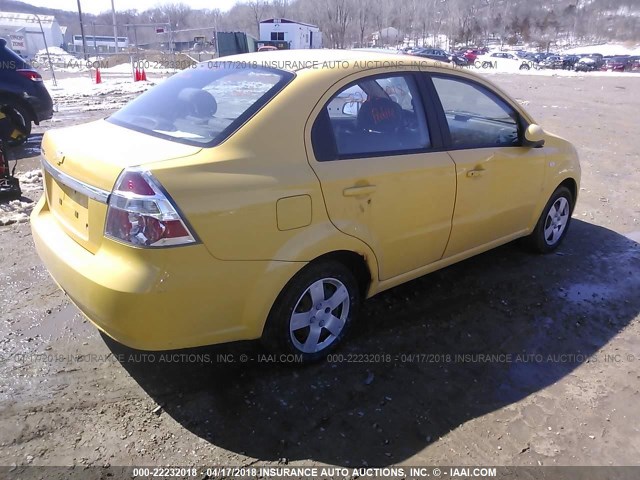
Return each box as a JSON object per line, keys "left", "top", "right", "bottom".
{"left": 0, "top": 72, "right": 639, "bottom": 476}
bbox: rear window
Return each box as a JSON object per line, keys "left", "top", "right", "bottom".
{"left": 108, "top": 63, "right": 293, "bottom": 147}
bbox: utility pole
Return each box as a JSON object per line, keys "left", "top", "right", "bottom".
{"left": 76, "top": 0, "right": 88, "bottom": 60}
{"left": 92, "top": 21, "right": 97, "bottom": 54}
{"left": 111, "top": 0, "right": 119, "bottom": 53}
{"left": 34, "top": 13, "right": 56, "bottom": 86}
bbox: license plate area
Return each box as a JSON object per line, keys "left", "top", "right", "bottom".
{"left": 50, "top": 180, "right": 90, "bottom": 240}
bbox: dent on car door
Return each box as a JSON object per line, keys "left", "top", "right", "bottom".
{"left": 306, "top": 72, "right": 456, "bottom": 281}
{"left": 428, "top": 74, "right": 547, "bottom": 257}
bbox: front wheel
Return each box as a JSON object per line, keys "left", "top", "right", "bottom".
{"left": 262, "top": 260, "right": 360, "bottom": 363}
{"left": 525, "top": 186, "right": 574, "bottom": 253}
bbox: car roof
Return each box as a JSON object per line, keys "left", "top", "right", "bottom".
{"left": 215, "top": 48, "right": 448, "bottom": 73}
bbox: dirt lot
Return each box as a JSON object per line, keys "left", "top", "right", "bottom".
{"left": 0, "top": 72, "right": 639, "bottom": 474}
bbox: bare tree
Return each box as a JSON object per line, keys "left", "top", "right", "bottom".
{"left": 323, "top": 0, "right": 352, "bottom": 48}
{"left": 354, "top": 0, "right": 370, "bottom": 47}
{"left": 61, "top": 0, "right": 640, "bottom": 53}
{"left": 159, "top": 2, "right": 191, "bottom": 29}
{"left": 370, "top": 0, "right": 389, "bottom": 47}
{"left": 248, "top": 0, "right": 270, "bottom": 34}
{"left": 272, "top": 0, "right": 289, "bottom": 18}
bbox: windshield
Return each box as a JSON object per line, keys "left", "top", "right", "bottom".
{"left": 108, "top": 63, "right": 294, "bottom": 147}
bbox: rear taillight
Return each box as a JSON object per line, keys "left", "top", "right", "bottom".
{"left": 17, "top": 69, "right": 43, "bottom": 82}
{"left": 105, "top": 168, "right": 196, "bottom": 248}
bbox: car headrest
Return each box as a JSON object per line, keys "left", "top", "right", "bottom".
{"left": 178, "top": 88, "right": 217, "bottom": 117}
{"left": 357, "top": 96, "right": 402, "bottom": 133}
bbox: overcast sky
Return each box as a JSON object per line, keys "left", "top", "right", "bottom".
{"left": 25, "top": 0, "right": 238, "bottom": 15}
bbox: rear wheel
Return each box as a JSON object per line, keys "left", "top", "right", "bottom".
{"left": 525, "top": 186, "right": 573, "bottom": 253}
{"left": 262, "top": 260, "right": 360, "bottom": 363}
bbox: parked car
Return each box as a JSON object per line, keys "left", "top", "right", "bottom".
{"left": 410, "top": 48, "right": 450, "bottom": 63}
{"left": 448, "top": 52, "right": 469, "bottom": 66}
{"left": 532, "top": 52, "right": 556, "bottom": 63}
{"left": 574, "top": 56, "right": 601, "bottom": 72}
{"left": 463, "top": 49, "right": 483, "bottom": 63}
{"left": 0, "top": 38, "right": 53, "bottom": 144}
{"left": 520, "top": 52, "right": 538, "bottom": 61}
{"left": 583, "top": 53, "right": 604, "bottom": 68}
{"left": 539, "top": 55, "right": 563, "bottom": 69}
{"left": 560, "top": 55, "right": 581, "bottom": 70}
{"left": 538, "top": 55, "right": 578, "bottom": 70}
{"left": 478, "top": 52, "right": 531, "bottom": 70}
{"left": 600, "top": 56, "right": 631, "bottom": 72}
{"left": 32, "top": 49, "right": 581, "bottom": 361}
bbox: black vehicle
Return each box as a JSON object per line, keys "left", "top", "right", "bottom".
{"left": 448, "top": 52, "right": 469, "bottom": 66}
{"left": 532, "top": 52, "right": 556, "bottom": 63}
{"left": 520, "top": 52, "right": 538, "bottom": 62}
{"left": 574, "top": 56, "right": 598, "bottom": 72}
{"left": 539, "top": 55, "right": 563, "bottom": 69}
{"left": 573, "top": 54, "right": 604, "bottom": 71}
{"left": 561, "top": 55, "right": 581, "bottom": 70}
{"left": 0, "top": 38, "right": 53, "bottom": 143}
{"left": 410, "top": 48, "right": 450, "bottom": 63}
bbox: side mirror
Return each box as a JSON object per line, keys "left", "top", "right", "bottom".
{"left": 342, "top": 101, "right": 360, "bottom": 117}
{"left": 523, "top": 124, "right": 545, "bottom": 148}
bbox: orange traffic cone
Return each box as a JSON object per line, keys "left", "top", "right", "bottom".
{"left": 141, "top": 68, "right": 147, "bottom": 81}
{"left": 134, "top": 68, "right": 141, "bottom": 81}
{"left": 95, "top": 68, "right": 102, "bottom": 84}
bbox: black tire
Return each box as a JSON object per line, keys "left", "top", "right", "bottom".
{"left": 525, "top": 186, "right": 574, "bottom": 253}
{"left": 262, "top": 260, "right": 360, "bottom": 363}
{"left": 4, "top": 103, "right": 32, "bottom": 147}
{"left": 519, "top": 63, "right": 530, "bottom": 70}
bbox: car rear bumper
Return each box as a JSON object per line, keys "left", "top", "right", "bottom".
{"left": 31, "top": 196, "right": 304, "bottom": 351}
{"left": 27, "top": 93, "right": 53, "bottom": 123}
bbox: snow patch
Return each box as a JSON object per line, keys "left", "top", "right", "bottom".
{"left": 103, "top": 60, "right": 181, "bottom": 74}
{"left": 44, "top": 77, "right": 157, "bottom": 112}
{"left": 0, "top": 170, "right": 42, "bottom": 225}
{"left": 34, "top": 47, "right": 88, "bottom": 72}
{"left": 0, "top": 199, "right": 35, "bottom": 226}
{"left": 562, "top": 43, "right": 640, "bottom": 56}
{"left": 46, "top": 77, "right": 154, "bottom": 98}
{"left": 17, "top": 169, "right": 43, "bottom": 192}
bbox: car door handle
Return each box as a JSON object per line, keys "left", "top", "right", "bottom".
{"left": 343, "top": 185, "right": 377, "bottom": 197}
{"left": 467, "top": 168, "right": 485, "bottom": 178}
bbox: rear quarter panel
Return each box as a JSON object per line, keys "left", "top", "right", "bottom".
{"left": 148, "top": 69, "right": 379, "bottom": 275}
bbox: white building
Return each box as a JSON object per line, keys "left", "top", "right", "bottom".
{"left": 259, "top": 18, "right": 322, "bottom": 49}
{"left": 71, "top": 34, "right": 129, "bottom": 54}
{"left": 0, "top": 12, "right": 64, "bottom": 59}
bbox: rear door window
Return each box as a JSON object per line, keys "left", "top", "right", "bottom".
{"left": 312, "top": 73, "right": 431, "bottom": 160}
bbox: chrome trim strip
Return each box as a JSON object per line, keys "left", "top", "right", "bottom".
{"left": 41, "top": 157, "right": 111, "bottom": 204}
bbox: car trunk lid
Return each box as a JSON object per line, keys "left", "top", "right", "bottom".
{"left": 41, "top": 120, "right": 201, "bottom": 254}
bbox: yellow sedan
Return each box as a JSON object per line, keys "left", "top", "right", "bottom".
{"left": 31, "top": 50, "right": 580, "bottom": 361}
